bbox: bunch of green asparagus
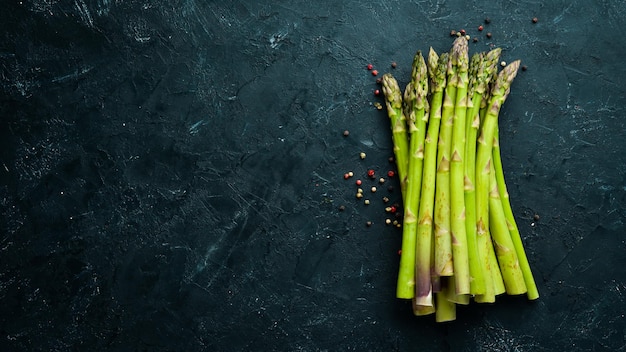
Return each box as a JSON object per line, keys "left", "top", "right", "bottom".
{"left": 382, "top": 37, "right": 538, "bottom": 322}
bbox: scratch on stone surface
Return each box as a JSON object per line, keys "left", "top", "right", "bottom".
{"left": 75, "top": 0, "right": 94, "bottom": 28}
{"left": 552, "top": 2, "right": 574, "bottom": 25}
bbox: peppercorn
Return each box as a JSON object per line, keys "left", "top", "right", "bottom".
{"left": 450, "top": 29, "right": 457, "bottom": 37}
{"left": 376, "top": 77, "right": 382, "bottom": 84}
{"left": 338, "top": 205, "right": 345, "bottom": 211}
{"left": 486, "top": 32, "right": 492, "bottom": 39}
{"left": 356, "top": 192, "right": 363, "bottom": 199}
{"left": 364, "top": 199, "right": 370, "bottom": 205}
{"left": 484, "top": 17, "right": 491, "bottom": 24}
{"left": 343, "top": 130, "right": 349, "bottom": 137}
{"left": 382, "top": 196, "right": 390, "bottom": 203}
{"left": 360, "top": 152, "right": 366, "bottom": 159}
{"left": 532, "top": 17, "right": 538, "bottom": 23}
{"left": 459, "top": 29, "right": 466, "bottom": 36}
{"left": 522, "top": 65, "right": 528, "bottom": 71}
{"left": 387, "top": 185, "right": 394, "bottom": 192}
{"left": 367, "top": 63, "right": 373, "bottom": 70}
{"left": 500, "top": 61, "right": 506, "bottom": 67}
{"left": 379, "top": 177, "right": 385, "bottom": 184}
{"left": 374, "top": 89, "right": 380, "bottom": 96}
{"left": 478, "top": 25, "right": 484, "bottom": 31}
{"left": 533, "top": 214, "right": 540, "bottom": 221}
{"left": 367, "top": 169, "right": 375, "bottom": 178}
{"left": 473, "top": 37, "right": 478, "bottom": 43}
{"left": 371, "top": 70, "right": 378, "bottom": 76}
{"left": 387, "top": 170, "right": 395, "bottom": 177}
{"left": 371, "top": 186, "right": 377, "bottom": 193}
{"left": 348, "top": 171, "right": 354, "bottom": 177}
{"left": 391, "top": 61, "right": 397, "bottom": 68}
{"left": 366, "top": 221, "right": 372, "bottom": 227}
{"left": 356, "top": 179, "right": 362, "bottom": 186}
{"left": 385, "top": 219, "right": 392, "bottom": 225}
{"left": 343, "top": 173, "right": 350, "bottom": 180}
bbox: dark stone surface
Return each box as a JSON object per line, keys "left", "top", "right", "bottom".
{"left": 1, "top": 0, "right": 625, "bottom": 351}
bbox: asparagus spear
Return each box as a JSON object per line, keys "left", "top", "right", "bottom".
{"left": 433, "top": 41, "right": 459, "bottom": 278}
{"left": 382, "top": 74, "right": 409, "bottom": 201}
{"left": 413, "top": 49, "right": 447, "bottom": 307}
{"left": 449, "top": 37, "right": 471, "bottom": 295}
{"left": 396, "top": 51, "right": 429, "bottom": 299}
{"left": 488, "top": 157, "right": 527, "bottom": 295}
{"left": 474, "top": 60, "right": 521, "bottom": 302}
{"left": 435, "top": 277, "right": 456, "bottom": 322}
{"left": 493, "top": 129, "right": 540, "bottom": 300}
{"left": 464, "top": 49, "right": 501, "bottom": 296}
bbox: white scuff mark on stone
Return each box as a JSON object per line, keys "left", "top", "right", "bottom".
{"left": 269, "top": 29, "right": 288, "bottom": 49}
{"left": 75, "top": 0, "right": 94, "bottom": 28}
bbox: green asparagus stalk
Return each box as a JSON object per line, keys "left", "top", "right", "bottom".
{"left": 449, "top": 37, "right": 471, "bottom": 295}
{"left": 435, "top": 277, "right": 456, "bottom": 322}
{"left": 382, "top": 73, "right": 410, "bottom": 201}
{"left": 413, "top": 49, "right": 447, "bottom": 307}
{"left": 474, "top": 60, "right": 521, "bottom": 303}
{"left": 488, "top": 158, "right": 527, "bottom": 295}
{"left": 493, "top": 130, "right": 540, "bottom": 300}
{"left": 433, "top": 42, "right": 459, "bottom": 278}
{"left": 464, "top": 49, "right": 501, "bottom": 296}
{"left": 396, "top": 51, "right": 429, "bottom": 299}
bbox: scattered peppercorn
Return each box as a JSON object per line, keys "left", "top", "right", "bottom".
{"left": 533, "top": 214, "right": 540, "bottom": 221}
{"left": 385, "top": 207, "right": 392, "bottom": 212}
{"left": 360, "top": 152, "right": 366, "bottom": 159}
{"left": 348, "top": 171, "right": 354, "bottom": 177}
{"left": 484, "top": 17, "right": 491, "bottom": 24}
{"left": 367, "top": 63, "right": 373, "bottom": 70}
{"left": 486, "top": 32, "right": 492, "bottom": 39}
{"left": 366, "top": 221, "right": 372, "bottom": 227}
{"left": 398, "top": 249, "right": 402, "bottom": 255}
{"left": 371, "top": 70, "right": 379, "bottom": 76}
{"left": 385, "top": 218, "right": 392, "bottom": 225}
{"left": 374, "top": 89, "right": 380, "bottom": 96}
{"left": 379, "top": 177, "right": 385, "bottom": 184}
{"left": 532, "top": 17, "right": 538, "bottom": 23}
{"left": 357, "top": 188, "right": 363, "bottom": 194}
{"left": 459, "top": 29, "right": 466, "bottom": 36}
{"left": 371, "top": 186, "right": 377, "bottom": 193}
{"left": 374, "top": 102, "right": 383, "bottom": 110}
{"left": 367, "top": 169, "right": 375, "bottom": 178}
{"left": 450, "top": 29, "right": 457, "bottom": 37}
{"left": 388, "top": 156, "right": 395, "bottom": 163}
{"left": 364, "top": 199, "right": 370, "bottom": 205}
{"left": 387, "top": 185, "right": 394, "bottom": 192}
{"left": 343, "top": 130, "right": 350, "bottom": 137}
{"left": 500, "top": 61, "right": 506, "bottom": 67}
{"left": 382, "top": 196, "right": 390, "bottom": 203}
{"left": 389, "top": 205, "right": 397, "bottom": 213}
{"left": 338, "top": 205, "right": 345, "bottom": 211}
{"left": 478, "top": 25, "right": 484, "bottom": 31}
{"left": 376, "top": 77, "right": 382, "bottom": 84}
{"left": 356, "top": 179, "right": 362, "bottom": 186}
{"left": 343, "top": 173, "right": 350, "bottom": 180}
{"left": 456, "top": 32, "right": 461, "bottom": 37}
{"left": 356, "top": 192, "right": 363, "bottom": 199}
{"left": 465, "top": 35, "right": 471, "bottom": 41}
{"left": 522, "top": 65, "right": 528, "bottom": 71}
{"left": 387, "top": 170, "right": 395, "bottom": 177}
{"left": 473, "top": 37, "right": 478, "bottom": 43}
{"left": 391, "top": 61, "right": 397, "bottom": 68}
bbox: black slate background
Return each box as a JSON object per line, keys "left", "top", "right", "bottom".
{"left": 1, "top": 0, "right": 625, "bottom": 351}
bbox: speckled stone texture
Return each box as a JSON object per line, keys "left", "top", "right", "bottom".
{"left": 1, "top": 1, "right": 625, "bottom": 351}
